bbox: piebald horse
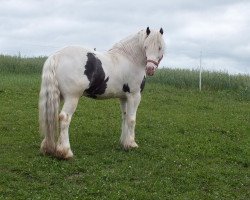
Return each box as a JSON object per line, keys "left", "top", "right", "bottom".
{"left": 39, "top": 27, "right": 165, "bottom": 159}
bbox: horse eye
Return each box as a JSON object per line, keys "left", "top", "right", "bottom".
{"left": 159, "top": 47, "right": 162, "bottom": 51}
{"left": 145, "top": 46, "right": 147, "bottom": 50}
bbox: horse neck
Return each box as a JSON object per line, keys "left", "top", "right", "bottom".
{"left": 109, "top": 32, "right": 146, "bottom": 66}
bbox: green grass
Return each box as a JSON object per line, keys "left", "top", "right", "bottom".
{"left": 0, "top": 70, "right": 249, "bottom": 199}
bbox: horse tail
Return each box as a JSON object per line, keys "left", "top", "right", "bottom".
{"left": 39, "top": 55, "right": 60, "bottom": 155}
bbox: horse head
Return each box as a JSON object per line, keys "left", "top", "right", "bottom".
{"left": 143, "top": 27, "right": 165, "bottom": 76}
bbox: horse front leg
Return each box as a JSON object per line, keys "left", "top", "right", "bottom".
{"left": 120, "top": 92, "right": 141, "bottom": 150}
{"left": 120, "top": 98, "right": 127, "bottom": 145}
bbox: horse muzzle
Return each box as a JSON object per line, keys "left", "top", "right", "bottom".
{"left": 146, "top": 65, "right": 156, "bottom": 76}
{"left": 146, "top": 55, "right": 163, "bottom": 76}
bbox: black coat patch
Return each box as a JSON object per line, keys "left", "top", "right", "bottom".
{"left": 123, "top": 84, "right": 130, "bottom": 93}
{"left": 84, "top": 53, "right": 109, "bottom": 98}
{"left": 140, "top": 76, "right": 146, "bottom": 92}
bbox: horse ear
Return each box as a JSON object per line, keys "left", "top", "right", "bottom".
{"left": 146, "top": 27, "right": 151, "bottom": 36}
{"left": 159, "top": 28, "right": 163, "bottom": 35}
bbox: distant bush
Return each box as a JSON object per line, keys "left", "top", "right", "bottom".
{"left": 149, "top": 68, "right": 250, "bottom": 92}
{"left": 0, "top": 54, "right": 46, "bottom": 74}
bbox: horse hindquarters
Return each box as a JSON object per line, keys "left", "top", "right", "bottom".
{"left": 39, "top": 56, "right": 60, "bottom": 156}
{"left": 39, "top": 53, "right": 82, "bottom": 159}
{"left": 50, "top": 51, "right": 85, "bottom": 159}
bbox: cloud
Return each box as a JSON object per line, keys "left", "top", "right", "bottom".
{"left": 0, "top": 0, "right": 249, "bottom": 74}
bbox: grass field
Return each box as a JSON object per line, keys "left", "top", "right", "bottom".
{"left": 0, "top": 56, "right": 250, "bottom": 199}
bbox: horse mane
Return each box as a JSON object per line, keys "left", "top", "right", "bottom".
{"left": 108, "top": 30, "right": 145, "bottom": 65}
{"left": 109, "top": 29, "right": 165, "bottom": 65}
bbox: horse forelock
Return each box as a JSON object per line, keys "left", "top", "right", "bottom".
{"left": 143, "top": 30, "right": 166, "bottom": 54}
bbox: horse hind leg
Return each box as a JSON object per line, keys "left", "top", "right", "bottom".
{"left": 56, "top": 97, "right": 79, "bottom": 159}
{"left": 40, "top": 136, "right": 56, "bottom": 156}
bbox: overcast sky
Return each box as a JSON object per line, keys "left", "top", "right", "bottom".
{"left": 0, "top": 0, "right": 249, "bottom": 74}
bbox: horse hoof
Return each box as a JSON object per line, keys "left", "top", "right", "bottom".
{"left": 56, "top": 146, "right": 73, "bottom": 160}
{"left": 122, "top": 141, "right": 139, "bottom": 150}
{"left": 40, "top": 139, "right": 56, "bottom": 156}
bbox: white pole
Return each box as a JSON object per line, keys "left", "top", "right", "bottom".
{"left": 199, "top": 51, "right": 202, "bottom": 91}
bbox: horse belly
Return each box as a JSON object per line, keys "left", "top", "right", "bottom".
{"left": 82, "top": 78, "right": 125, "bottom": 100}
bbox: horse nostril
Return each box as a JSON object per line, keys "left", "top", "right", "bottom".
{"left": 147, "top": 66, "right": 154, "bottom": 71}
